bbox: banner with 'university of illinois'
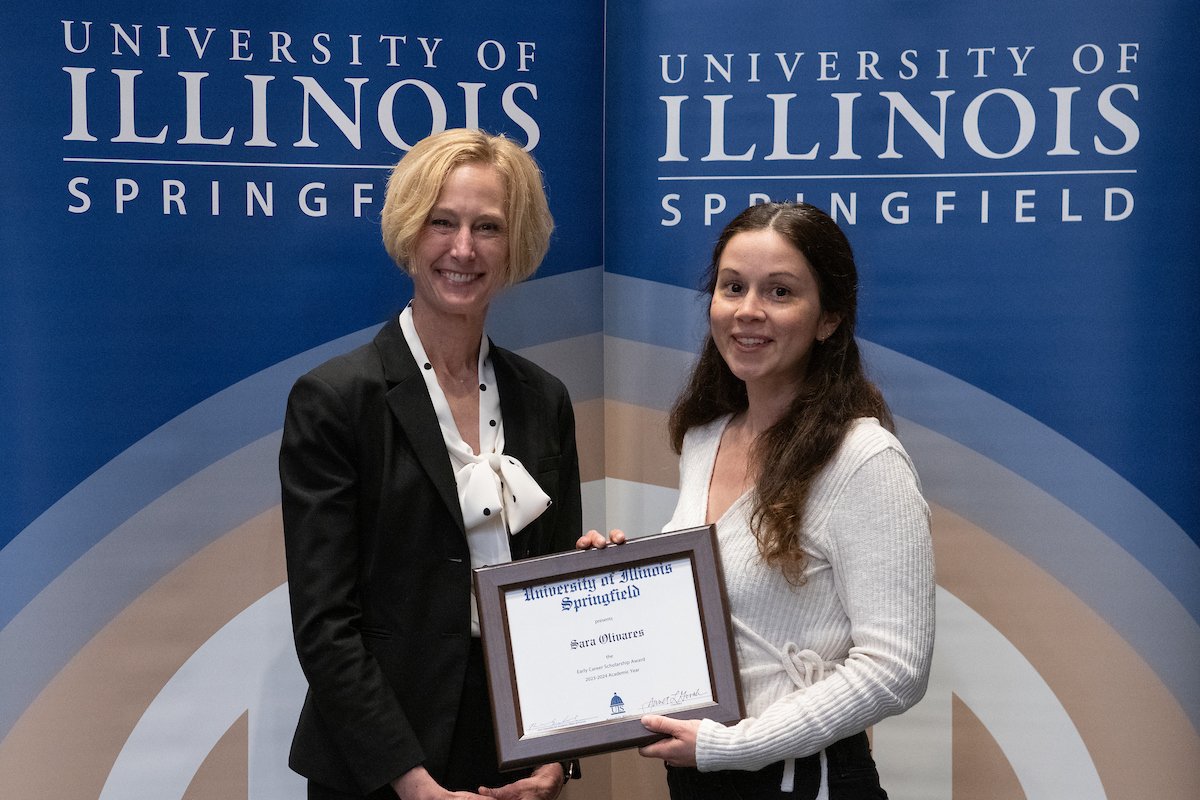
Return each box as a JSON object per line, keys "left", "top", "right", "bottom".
{"left": 0, "top": 3, "right": 603, "bottom": 798}
{"left": 602, "top": 2, "right": 1199, "bottom": 797}
{"left": 1, "top": 1, "right": 1197, "bottom": 798}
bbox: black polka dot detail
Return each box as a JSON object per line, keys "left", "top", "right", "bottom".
{"left": 423, "top": 362, "right": 432, "bottom": 370}
{"left": 483, "top": 508, "right": 491, "bottom": 516}
{"left": 480, "top": 384, "right": 487, "bottom": 391}
{"left": 489, "top": 420, "right": 497, "bottom": 427}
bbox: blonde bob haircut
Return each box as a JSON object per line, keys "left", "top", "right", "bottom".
{"left": 381, "top": 128, "right": 554, "bottom": 287}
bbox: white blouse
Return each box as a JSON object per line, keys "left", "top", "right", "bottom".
{"left": 399, "top": 305, "right": 550, "bottom": 634}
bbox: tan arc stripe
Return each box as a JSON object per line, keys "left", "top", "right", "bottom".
{"left": 931, "top": 503, "right": 1200, "bottom": 798}
{"left": 951, "top": 693, "right": 1025, "bottom": 799}
{"left": 5, "top": 423, "right": 1199, "bottom": 799}
{"left": 603, "top": 401, "right": 677, "bottom": 489}
{"left": 0, "top": 507, "right": 287, "bottom": 799}
{"left": 0, "top": 397, "right": 617, "bottom": 798}
{"left": 574, "top": 398, "right": 606, "bottom": 484}
{"left": 598, "top": 402, "right": 1200, "bottom": 794}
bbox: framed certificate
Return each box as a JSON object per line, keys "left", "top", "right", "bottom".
{"left": 473, "top": 525, "right": 744, "bottom": 771}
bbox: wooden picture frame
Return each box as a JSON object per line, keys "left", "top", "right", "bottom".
{"left": 473, "top": 525, "right": 744, "bottom": 771}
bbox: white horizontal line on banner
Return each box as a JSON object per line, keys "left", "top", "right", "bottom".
{"left": 658, "top": 169, "right": 1138, "bottom": 180}
{"left": 63, "top": 157, "right": 393, "bottom": 170}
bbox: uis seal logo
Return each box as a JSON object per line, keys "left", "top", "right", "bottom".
{"left": 610, "top": 693, "right": 625, "bottom": 715}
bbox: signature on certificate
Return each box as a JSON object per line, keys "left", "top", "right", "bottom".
{"left": 640, "top": 688, "right": 709, "bottom": 712}
{"left": 525, "top": 715, "right": 588, "bottom": 734}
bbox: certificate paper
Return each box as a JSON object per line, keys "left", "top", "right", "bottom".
{"left": 474, "top": 525, "right": 744, "bottom": 770}
{"left": 506, "top": 556, "right": 713, "bottom": 735}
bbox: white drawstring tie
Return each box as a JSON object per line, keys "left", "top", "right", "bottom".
{"left": 733, "top": 618, "right": 840, "bottom": 793}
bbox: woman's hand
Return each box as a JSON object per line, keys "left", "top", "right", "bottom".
{"left": 638, "top": 715, "right": 701, "bottom": 768}
{"left": 478, "top": 762, "right": 565, "bottom": 800}
{"left": 576, "top": 529, "right": 627, "bottom": 550}
{"left": 391, "top": 766, "right": 485, "bottom": 799}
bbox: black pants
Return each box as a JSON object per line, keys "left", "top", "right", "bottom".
{"left": 665, "top": 731, "right": 886, "bottom": 800}
{"left": 308, "top": 638, "right": 531, "bottom": 799}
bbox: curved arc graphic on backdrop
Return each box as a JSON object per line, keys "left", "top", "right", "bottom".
{"left": 97, "top": 586, "right": 307, "bottom": 800}
{"left": 892, "top": 416, "right": 1200, "bottom": 730}
{"left": 0, "top": 326, "right": 377, "bottom": 634}
{"left": 0, "top": 268, "right": 603, "bottom": 640}
{"left": 95, "top": 586, "right": 1110, "bottom": 800}
{"left": 10, "top": 479, "right": 1188, "bottom": 798}
{"left": 603, "top": 273, "right": 1199, "bottom": 622}
{"left": 0, "top": 431, "right": 289, "bottom": 743}
{"left": 1, "top": 268, "right": 1195, "bottom": 758}
{"left": 873, "top": 587, "right": 1109, "bottom": 800}
{"left": 602, "top": 273, "right": 1200, "bottom": 734}
{"left": 863, "top": 341, "right": 1200, "bottom": 623}
{"left": 0, "top": 268, "right": 603, "bottom": 742}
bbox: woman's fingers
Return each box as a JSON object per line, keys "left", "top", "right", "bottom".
{"left": 575, "top": 529, "right": 627, "bottom": 550}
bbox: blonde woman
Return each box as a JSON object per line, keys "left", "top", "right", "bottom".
{"left": 282, "top": 129, "right": 578, "bottom": 800}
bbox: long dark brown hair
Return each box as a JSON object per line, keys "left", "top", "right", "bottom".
{"left": 669, "top": 202, "right": 893, "bottom": 585}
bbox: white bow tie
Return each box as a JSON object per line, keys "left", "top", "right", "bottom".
{"left": 456, "top": 451, "right": 551, "bottom": 533}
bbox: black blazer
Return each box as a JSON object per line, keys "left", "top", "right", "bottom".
{"left": 280, "top": 317, "right": 582, "bottom": 794}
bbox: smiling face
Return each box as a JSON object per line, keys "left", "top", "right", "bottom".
{"left": 409, "top": 162, "right": 510, "bottom": 325}
{"left": 709, "top": 228, "right": 842, "bottom": 401}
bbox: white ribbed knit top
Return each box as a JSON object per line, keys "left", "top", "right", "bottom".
{"left": 662, "top": 415, "right": 935, "bottom": 774}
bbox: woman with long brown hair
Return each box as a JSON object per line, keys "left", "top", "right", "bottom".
{"left": 637, "top": 202, "right": 935, "bottom": 799}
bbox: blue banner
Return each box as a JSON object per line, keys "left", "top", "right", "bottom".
{"left": 1, "top": 1, "right": 1197, "bottom": 797}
